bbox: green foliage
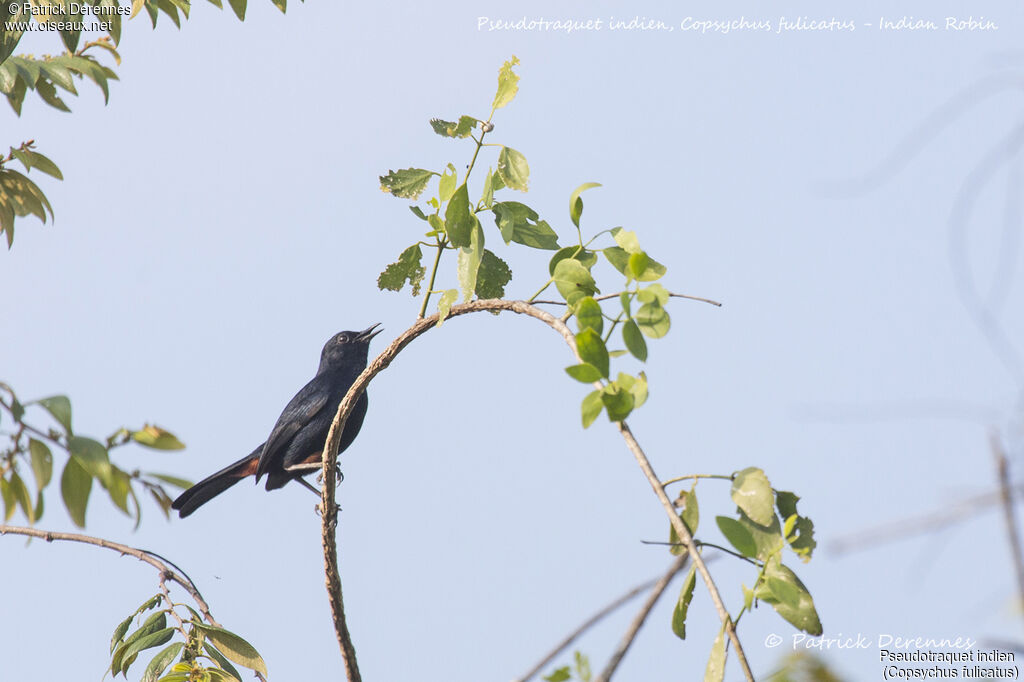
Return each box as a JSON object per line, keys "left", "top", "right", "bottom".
{"left": 0, "top": 382, "right": 189, "bottom": 528}
{"left": 544, "top": 651, "right": 591, "bottom": 682}
{"left": 108, "top": 595, "right": 266, "bottom": 682}
{"left": 666, "top": 468, "right": 822, "bottom": 647}
{"left": 767, "top": 651, "right": 846, "bottom": 682}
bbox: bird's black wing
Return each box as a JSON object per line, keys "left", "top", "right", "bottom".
{"left": 255, "top": 374, "right": 333, "bottom": 482}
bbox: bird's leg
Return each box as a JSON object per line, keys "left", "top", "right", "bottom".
{"left": 302, "top": 476, "right": 342, "bottom": 515}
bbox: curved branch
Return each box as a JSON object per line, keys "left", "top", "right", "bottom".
{"left": 0, "top": 524, "right": 220, "bottom": 628}
{"left": 318, "top": 299, "right": 751, "bottom": 682}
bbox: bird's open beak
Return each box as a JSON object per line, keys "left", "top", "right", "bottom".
{"left": 357, "top": 323, "right": 384, "bottom": 342}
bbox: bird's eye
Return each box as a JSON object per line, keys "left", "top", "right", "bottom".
{"left": 336, "top": 334, "right": 349, "bottom": 345}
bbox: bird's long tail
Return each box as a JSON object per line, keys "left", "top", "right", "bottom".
{"left": 171, "top": 445, "right": 263, "bottom": 518}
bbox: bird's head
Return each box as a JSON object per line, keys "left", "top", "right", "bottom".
{"left": 318, "top": 323, "right": 383, "bottom": 373}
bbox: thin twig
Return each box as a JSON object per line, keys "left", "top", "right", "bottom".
{"left": 661, "top": 473, "right": 734, "bottom": 488}
{"left": 830, "top": 482, "right": 1024, "bottom": 555}
{"left": 319, "top": 299, "right": 753, "bottom": 682}
{"left": 992, "top": 432, "right": 1024, "bottom": 615}
{"left": 0, "top": 524, "right": 219, "bottom": 627}
{"left": 532, "top": 292, "right": 722, "bottom": 308}
{"left": 595, "top": 555, "right": 689, "bottom": 682}
{"left": 512, "top": 577, "right": 662, "bottom": 682}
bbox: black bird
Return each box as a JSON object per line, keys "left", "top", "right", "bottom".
{"left": 172, "top": 324, "right": 382, "bottom": 518}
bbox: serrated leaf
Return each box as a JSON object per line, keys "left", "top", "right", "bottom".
{"left": 716, "top": 516, "right": 757, "bottom": 558}
{"left": 29, "top": 438, "right": 52, "bottom": 490}
{"left": 622, "top": 320, "right": 647, "bottom": 361}
{"left": 132, "top": 425, "right": 185, "bottom": 450}
{"left": 635, "top": 301, "right": 670, "bottom": 338}
{"left": 491, "top": 56, "right": 520, "bottom": 110}
{"left": 574, "top": 296, "right": 603, "bottom": 334}
{"left": 36, "top": 395, "right": 71, "bottom": 433}
{"left": 671, "top": 564, "right": 697, "bottom": 639}
{"left": 430, "top": 115, "right": 477, "bottom": 138}
{"left": 475, "top": 249, "right": 511, "bottom": 299}
{"left": 581, "top": 390, "right": 603, "bottom": 428}
{"left": 575, "top": 328, "right": 609, "bottom": 378}
{"left": 497, "top": 146, "right": 529, "bottom": 192}
{"left": 379, "top": 168, "right": 435, "bottom": 200}
{"left": 194, "top": 625, "right": 268, "bottom": 676}
{"left": 491, "top": 201, "right": 559, "bottom": 249}
{"left": 377, "top": 244, "right": 426, "bottom": 296}
{"left": 731, "top": 467, "right": 774, "bottom": 526}
{"left": 60, "top": 456, "right": 91, "bottom": 527}
{"left": 565, "top": 363, "right": 602, "bottom": 383}
{"left": 569, "top": 182, "right": 601, "bottom": 228}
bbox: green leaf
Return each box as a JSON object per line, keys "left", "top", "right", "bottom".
{"left": 637, "top": 283, "right": 670, "bottom": 306}
{"left": 25, "top": 150, "right": 62, "bottom": 180}
{"left": 480, "top": 168, "right": 497, "bottom": 209}
{"left": 715, "top": 516, "right": 757, "bottom": 558}
{"left": 29, "top": 438, "right": 53, "bottom": 490}
{"left": 543, "top": 667, "right": 571, "bottom": 682}
{"left": 379, "top": 168, "right": 435, "bottom": 200}
{"left": 703, "top": 624, "right": 727, "bottom": 682}
{"left": 671, "top": 564, "right": 697, "bottom": 639}
{"left": 409, "top": 205, "right": 427, "bottom": 221}
{"left": 491, "top": 56, "right": 520, "bottom": 110}
{"left": 776, "top": 491, "right": 817, "bottom": 562}
{"left": 68, "top": 436, "right": 112, "bottom": 485}
{"left": 622, "top": 320, "right": 647, "bottom": 361}
{"left": 436, "top": 289, "right": 458, "bottom": 326}
{"left": 738, "top": 509, "right": 784, "bottom": 561}
{"left": 132, "top": 425, "right": 185, "bottom": 450}
{"left": 9, "top": 471, "right": 34, "bottom": 523}
{"left": 475, "top": 249, "right": 512, "bottom": 299}
{"left": 497, "top": 146, "right": 529, "bottom": 192}
{"left": 194, "top": 625, "right": 268, "bottom": 676}
{"left": 430, "top": 115, "right": 477, "bottom": 138}
{"left": 755, "top": 561, "right": 823, "bottom": 635}
{"left": 0, "top": 478, "right": 13, "bottom": 522}
{"left": 600, "top": 383, "right": 634, "bottom": 422}
{"left": 227, "top": 0, "right": 246, "bottom": 20}
{"left": 731, "top": 467, "right": 774, "bottom": 526}
{"left": 574, "top": 296, "right": 603, "bottom": 334}
{"left": 581, "top": 390, "right": 603, "bottom": 428}
{"left": 634, "top": 301, "right": 671, "bottom": 338}
{"left": 491, "top": 201, "right": 559, "bottom": 249}
{"left": 553, "top": 258, "right": 598, "bottom": 307}
{"left": 612, "top": 228, "right": 642, "bottom": 254}
{"left": 147, "top": 473, "right": 192, "bottom": 490}
{"left": 575, "top": 328, "right": 609, "bottom": 378}
{"left": 36, "top": 395, "right": 71, "bottom": 433}
{"left": 118, "top": 628, "right": 175, "bottom": 676}
{"left": 60, "top": 456, "right": 92, "bottom": 527}
{"left": 548, "top": 246, "right": 597, "bottom": 275}
{"left": 565, "top": 363, "right": 603, "bottom": 383}
{"left": 457, "top": 220, "right": 485, "bottom": 302}
{"left": 669, "top": 487, "right": 699, "bottom": 555}
{"left": 614, "top": 372, "right": 647, "bottom": 408}
{"left": 603, "top": 246, "right": 666, "bottom": 281}
{"left": 438, "top": 164, "right": 457, "bottom": 203}
{"left": 377, "top": 244, "right": 426, "bottom": 296}
{"left": 203, "top": 641, "right": 244, "bottom": 682}
{"left": 112, "top": 611, "right": 166, "bottom": 674}
{"left": 627, "top": 252, "right": 650, "bottom": 280}
{"left": 141, "top": 642, "right": 183, "bottom": 682}
{"left": 110, "top": 614, "right": 134, "bottom": 654}
{"left": 569, "top": 182, "right": 601, "bottom": 228}
{"left": 445, "top": 183, "right": 475, "bottom": 248}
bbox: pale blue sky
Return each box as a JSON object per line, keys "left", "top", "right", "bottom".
{"left": 3, "top": 1, "right": 1024, "bottom": 680}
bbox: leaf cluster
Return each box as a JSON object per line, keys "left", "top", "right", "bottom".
{"left": 666, "top": 468, "right": 821, "bottom": 681}
{"left": 0, "top": 382, "right": 189, "bottom": 528}
{"left": 108, "top": 594, "right": 267, "bottom": 682}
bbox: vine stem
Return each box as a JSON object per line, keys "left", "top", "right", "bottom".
{"left": 417, "top": 238, "right": 447, "bottom": 319}
{"left": 318, "top": 299, "right": 753, "bottom": 682}
{"left": 0, "top": 524, "right": 220, "bottom": 628}
{"left": 661, "top": 473, "right": 735, "bottom": 487}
